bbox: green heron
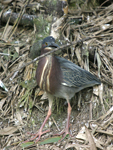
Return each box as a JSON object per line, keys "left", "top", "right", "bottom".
{"left": 27, "top": 36, "right": 101, "bottom": 142}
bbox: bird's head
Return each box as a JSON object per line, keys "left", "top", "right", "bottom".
{"left": 41, "top": 36, "right": 59, "bottom": 54}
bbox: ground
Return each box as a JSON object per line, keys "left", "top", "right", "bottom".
{"left": 0, "top": 1, "right": 113, "bottom": 149}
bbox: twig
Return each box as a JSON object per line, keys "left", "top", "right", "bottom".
{"left": 11, "top": 37, "right": 91, "bottom": 80}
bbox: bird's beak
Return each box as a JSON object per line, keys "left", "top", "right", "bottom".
{"left": 49, "top": 42, "right": 59, "bottom": 48}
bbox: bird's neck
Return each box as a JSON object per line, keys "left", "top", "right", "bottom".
{"left": 41, "top": 47, "right": 53, "bottom": 55}
{"left": 38, "top": 55, "right": 53, "bottom": 92}
{"left": 36, "top": 54, "right": 62, "bottom": 94}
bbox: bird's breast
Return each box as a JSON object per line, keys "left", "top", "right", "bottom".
{"left": 36, "top": 55, "right": 62, "bottom": 94}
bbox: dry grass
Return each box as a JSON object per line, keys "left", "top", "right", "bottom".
{"left": 0, "top": 1, "right": 113, "bottom": 149}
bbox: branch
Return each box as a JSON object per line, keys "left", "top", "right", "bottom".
{"left": 10, "top": 37, "right": 91, "bottom": 80}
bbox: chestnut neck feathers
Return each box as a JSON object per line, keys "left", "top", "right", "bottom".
{"left": 36, "top": 54, "right": 62, "bottom": 94}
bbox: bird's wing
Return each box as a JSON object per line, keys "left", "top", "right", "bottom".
{"left": 56, "top": 56, "right": 101, "bottom": 88}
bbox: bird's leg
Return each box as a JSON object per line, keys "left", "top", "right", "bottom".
{"left": 65, "top": 102, "right": 72, "bottom": 134}
{"left": 54, "top": 100, "right": 72, "bottom": 138}
{"left": 24, "top": 94, "right": 53, "bottom": 143}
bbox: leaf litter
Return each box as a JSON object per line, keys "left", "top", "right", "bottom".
{"left": 0, "top": 0, "right": 113, "bottom": 149}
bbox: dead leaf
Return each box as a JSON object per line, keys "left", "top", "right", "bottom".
{"left": 0, "top": 98, "right": 6, "bottom": 110}
{"left": 85, "top": 126, "right": 97, "bottom": 150}
{"left": 0, "top": 126, "right": 18, "bottom": 135}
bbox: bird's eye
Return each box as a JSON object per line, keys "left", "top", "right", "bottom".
{"left": 45, "top": 42, "right": 48, "bottom": 45}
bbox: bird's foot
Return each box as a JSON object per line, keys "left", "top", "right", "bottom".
{"left": 54, "top": 128, "right": 72, "bottom": 141}
{"left": 54, "top": 129, "right": 69, "bottom": 136}
{"left": 24, "top": 129, "right": 50, "bottom": 143}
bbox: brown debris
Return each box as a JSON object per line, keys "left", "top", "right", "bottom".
{"left": 0, "top": 0, "right": 113, "bottom": 149}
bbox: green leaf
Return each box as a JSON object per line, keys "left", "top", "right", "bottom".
{"left": 12, "top": 52, "right": 19, "bottom": 60}
{"left": 21, "top": 142, "right": 34, "bottom": 148}
{"left": 38, "top": 136, "right": 62, "bottom": 145}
